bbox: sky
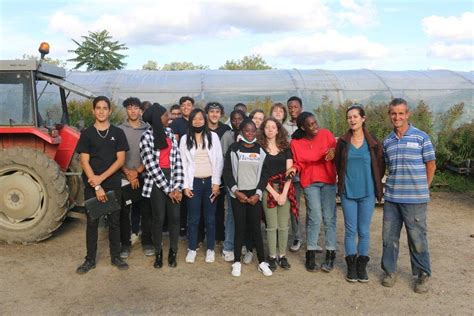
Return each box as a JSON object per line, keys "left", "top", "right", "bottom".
{"left": 0, "top": 0, "right": 472, "bottom": 71}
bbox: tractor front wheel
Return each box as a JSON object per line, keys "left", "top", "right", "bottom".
{"left": 0, "top": 148, "right": 68, "bottom": 243}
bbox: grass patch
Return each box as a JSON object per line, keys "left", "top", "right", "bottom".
{"left": 431, "top": 171, "right": 474, "bottom": 192}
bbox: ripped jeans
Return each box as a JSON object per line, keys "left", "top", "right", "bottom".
{"left": 381, "top": 201, "right": 431, "bottom": 276}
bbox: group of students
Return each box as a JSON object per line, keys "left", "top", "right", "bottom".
{"left": 75, "top": 95, "right": 436, "bottom": 294}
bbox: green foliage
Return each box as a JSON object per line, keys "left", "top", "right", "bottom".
{"left": 161, "top": 62, "right": 209, "bottom": 71}
{"left": 431, "top": 170, "right": 474, "bottom": 192}
{"left": 142, "top": 60, "right": 159, "bottom": 70}
{"left": 68, "top": 30, "right": 128, "bottom": 71}
{"left": 314, "top": 97, "right": 350, "bottom": 137}
{"left": 433, "top": 103, "right": 467, "bottom": 167}
{"left": 364, "top": 102, "right": 392, "bottom": 141}
{"left": 21, "top": 54, "right": 67, "bottom": 68}
{"left": 246, "top": 97, "right": 274, "bottom": 115}
{"left": 67, "top": 99, "right": 126, "bottom": 129}
{"left": 410, "top": 100, "right": 433, "bottom": 136}
{"left": 219, "top": 54, "right": 272, "bottom": 70}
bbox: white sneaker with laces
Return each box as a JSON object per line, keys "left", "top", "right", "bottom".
{"left": 205, "top": 249, "right": 215, "bottom": 263}
{"left": 185, "top": 250, "right": 197, "bottom": 263}
{"left": 222, "top": 250, "right": 235, "bottom": 262}
{"left": 243, "top": 251, "right": 254, "bottom": 264}
{"left": 258, "top": 261, "right": 273, "bottom": 277}
{"left": 231, "top": 262, "right": 241, "bottom": 277}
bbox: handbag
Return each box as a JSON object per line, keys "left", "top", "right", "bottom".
{"left": 85, "top": 190, "right": 121, "bottom": 220}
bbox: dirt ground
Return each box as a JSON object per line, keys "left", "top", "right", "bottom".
{"left": 0, "top": 192, "right": 473, "bottom": 315}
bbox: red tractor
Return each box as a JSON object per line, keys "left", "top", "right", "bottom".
{"left": 0, "top": 43, "right": 95, "bottom": 243}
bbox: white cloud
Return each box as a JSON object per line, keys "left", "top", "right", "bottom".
{"left": 422, "top": 12, "right": 473, "bottom": 42}
{"left": 428, "top": 42, "right": 473, "bottom": 60}
{"left": 45, "top": 0, "right": 376, "bottom": 46}
{"left": 253, "top": 30, "right": 388, "bottom": 64}
{"left": 422, "top": 12, "right": 473, "bottom": 61}
{"left": 337, "top": 0, "right": 378, "bottom": 28}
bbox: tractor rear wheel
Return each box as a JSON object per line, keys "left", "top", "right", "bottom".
{"left": 0, "top": 148, "right": 68, "bottom": 243}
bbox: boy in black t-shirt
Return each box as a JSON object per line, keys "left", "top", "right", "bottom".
{"left": 76, "top": 96, "right": 130, "bottom": 274}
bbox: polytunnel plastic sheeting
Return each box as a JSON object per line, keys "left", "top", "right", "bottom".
{"left": 63, "top": 69, "right": 473, "bottom": 115}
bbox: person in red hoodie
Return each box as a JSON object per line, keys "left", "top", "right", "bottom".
{"left": 290, "top": 112, "right": 337, "bottom": 273}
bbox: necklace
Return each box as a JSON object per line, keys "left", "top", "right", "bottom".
{"left": 96, "top": 127, "right": 109, "bottom": 139}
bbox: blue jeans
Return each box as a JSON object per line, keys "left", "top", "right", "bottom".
{"left": 303, "top": 183, "right": 337, "bottom": 251}
{"left": 186, "top": 177, "right": 216, "bottom": 251}
{"left": 223, "top": 190, "right": 234, "bottom": 252}
{"left": 382, "top": 201, "right": 431, "bottom": 276}
{"left": 341, "top": 194, "right": 375, "bottom": 256}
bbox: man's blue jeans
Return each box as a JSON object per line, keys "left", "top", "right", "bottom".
{"left": 382, "top": 201, "right": 431, "bottom": 276}
{"left": 186, "top": 177, "right": 216, "bottom": 251}
{"left": 303, "top": 183, "right": 337, "bottom": 251}
{"left": 341, "top": 194, "right": 375, "bottom": 256}
{"left": 223, "top": 190, "right": 234, "bottom": 252}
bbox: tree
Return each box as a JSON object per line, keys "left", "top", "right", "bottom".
{"left": 219, "top": 54, "right": 272, "bottom": 70}
{"left": 161, "top": 62, "right": 209, "bottom": 71}
{"left": 142, "top": 60, "right": 159, "bottom": 70}
{"left": 68, "top": 30, "right": 128, "bottom": 71}
{"left": 21, "top": 54, "right": 67, "bottom": 68}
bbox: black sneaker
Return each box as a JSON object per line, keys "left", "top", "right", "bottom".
{"left": 278, "top": 256, "right": 291, "bottom": 270}
{"left": 120, "top": 246, "right": 130, "bottom": 259}
{"left": 76, "top": 259, "right": 96, "bottom": 274}
{"left": 111, "top": 257, "right": 129, "bottom": 270}
{"left": 268, "top": 257, "right": 278, "bottom": 272}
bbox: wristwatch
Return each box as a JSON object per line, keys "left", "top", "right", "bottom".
{"left": 94, "top": 185, "right": 102, "bottom": 191}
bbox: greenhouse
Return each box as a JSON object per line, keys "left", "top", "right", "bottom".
{"left": 64, "top": 69, "right": 473, "bottom": 117}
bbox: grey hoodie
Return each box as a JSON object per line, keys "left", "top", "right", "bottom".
{"left": 118, "top": 120, "right": 149, "bottom": 169}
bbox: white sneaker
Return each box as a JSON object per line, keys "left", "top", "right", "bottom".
{"left": 231, "top": 262, "right": 241, "bottom": 277}
{"left": 289, "top": 239, "right": 301, "bottom": 252}
{"left": 222, "top": 250, "right": 235, "bottom": 262}
{"left": 243, "top": 251, "right": 254, "bottom": 264}
{"left": 258, "top": 262, "right": 273, "bottom": 277}
{"left": 185, "top": 250, "right": 197, "bottom": 263}
{"left": 130, "top": 233, "right": 140, "bottom": 246}
{"left": 205, "top": 249, "right": 215, "bottom": 263}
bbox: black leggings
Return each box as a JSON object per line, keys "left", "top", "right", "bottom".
{"left": 231, "top": 190, "right": 265, "bottom": 263}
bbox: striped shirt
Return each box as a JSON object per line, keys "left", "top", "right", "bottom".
{"left": 383, "top": 125, "right": 436, "bottom": 203}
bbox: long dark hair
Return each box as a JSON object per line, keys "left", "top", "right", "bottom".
{"left": 291, "top": 112, "right": 314, "bottom": 140}
{"left": 186, "top": 108, "right": 213, "bottom": 150}
{"left": 258, "top": 117, "right": 289, "bottom": 151}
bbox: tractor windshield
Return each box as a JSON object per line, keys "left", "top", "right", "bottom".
{"left": 0, "top": 71, "right": 35, "bottom": 126}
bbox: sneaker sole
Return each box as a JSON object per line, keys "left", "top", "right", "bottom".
{"left": 345, "top": 277, "right": 358, "bottom": 283}
{"left": 76, "top": 265, "right": 96, "bottom": 275}
{"left": 258, "top": 268, "right": 272, "bottom": 277}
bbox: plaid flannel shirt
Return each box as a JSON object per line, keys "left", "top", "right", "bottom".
{"left": 139, "top": 127, "right": 184, "bottom": 197}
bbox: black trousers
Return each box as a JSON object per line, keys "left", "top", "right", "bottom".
{"left": 85, "top": 188, "right": 121, "bottom": 261}
{"left": 231, "top": 190, "right": 265, "bottom": 263}
{"left": 215, "top": 187, "right": 226, "bottom": 242}
{"left": 149, "top": 169, "right": 180, "bottom": 253}
{"left": 120, "top": 198, "right": 152, "bottom": 246}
